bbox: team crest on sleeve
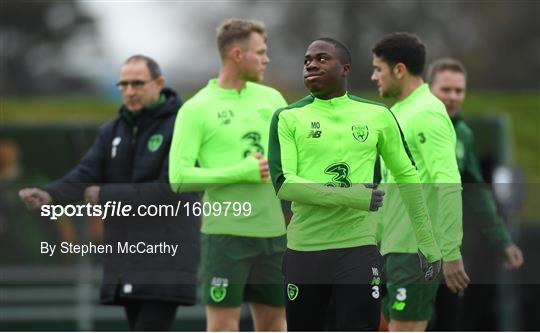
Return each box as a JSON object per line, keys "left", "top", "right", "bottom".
{"left": 352, "top": 124, "right": 369, "bottom": 143}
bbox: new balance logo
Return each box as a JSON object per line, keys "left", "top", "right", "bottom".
{"left": 392, "top": 301, "right": 406, "bottom": 311}
{"left": 307, "top": 130, "right": 322, "bottom": 138}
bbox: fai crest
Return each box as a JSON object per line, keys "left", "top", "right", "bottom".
{"left": 147, "top": 134, "right": 163, "bottom": 152}
{"left": 287, "top": 283, "right": 299, "bottom": 301}
{"left": 210, "top": 286, "right": 227, "bottom": 302}
{"left": 210, "top": 277, "right": 228, "bottom": 303}
{"left": 352, "top": 125, "right": 369, "bottom": 143}
{"left": 258, "top": 108, "right": 273, "bottom": 121}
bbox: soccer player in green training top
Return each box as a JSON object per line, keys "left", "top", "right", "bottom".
{"left": 168, "top": 19, "right": 287, "bottom": 331}
{"left": 427, "top": 57, "right": 524, "bottom": 330}
{"left": 268, "top": 37, "right": 442, "bottom": 331}
{"left": 371, "top": 33, "right": 469, "bottom": 331}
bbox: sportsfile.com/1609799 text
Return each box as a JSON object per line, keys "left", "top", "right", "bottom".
{"left": 40, "top": 201, "right": 253, "bottom": 220}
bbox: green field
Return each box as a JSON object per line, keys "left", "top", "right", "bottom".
{"left": 1, "top": 91, "right": 538, "bottom": 222}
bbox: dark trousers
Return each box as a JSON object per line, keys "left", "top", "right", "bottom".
{"left": 430, "top": 284, "right": 462, "bottom": 331}
{"left": 123, "top": 299, "right": 178, "bottom": 331}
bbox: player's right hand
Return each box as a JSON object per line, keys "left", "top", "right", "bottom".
{"left": 252, "top": 152, "right": 270, "bottom": 182}
{"left": 503, "top": 244, "right": 524, "bottom": 270}
{"left": 365, "top": 183, "right": 385, "bottom": 211}
{"left": 18, "top": 188, "right": 53, "bottom": 210}
{"left": 418, "top": 250, "right": 442, "bottom": 281}
{"left": 442, "top": 258, "right": 470, "bottom": 293}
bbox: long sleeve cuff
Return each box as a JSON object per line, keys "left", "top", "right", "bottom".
{"left": 277, "top": 179, "right": 373, "bottom": 211}
{"left": 170, "top": 156, "right": 261, "bottom": 193}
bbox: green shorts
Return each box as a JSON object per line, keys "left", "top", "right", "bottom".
{"left": 200, "top": 233, "right": 286, "bottom": 307}
{"left": 382, "top": 253, "right": 440, "bottom": 321}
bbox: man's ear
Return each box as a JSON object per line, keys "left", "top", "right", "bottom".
{"left": 155, "top": 76, "right": 165, "bottom": 89}
{"left": 393, "top": 63, "right": 406, "bottom": 79}
{"left": 229, "top": 45, "right": 243, "bottom": 63}
{"left": 342, "top": 64, "right": 351, "bottom": 77}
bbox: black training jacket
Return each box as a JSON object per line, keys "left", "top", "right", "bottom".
{"left": 45, "top": 88, "right": 200, "bottom": 305}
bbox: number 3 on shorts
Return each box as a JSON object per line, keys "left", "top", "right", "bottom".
{"left": 396, "top": 287, "right": 407, "bottom": 301}
{"left": 371, "top": 286, "right": 380, "bottom": 299}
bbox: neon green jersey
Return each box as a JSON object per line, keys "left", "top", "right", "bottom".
{"left": 378, "top": 84, "right": 463, "bottom": 261}
{"left": 169, "top": 79, "right": 287, "bottom": 237}
{"left": 269, "top": 93, "right": 441, "bottom": 261}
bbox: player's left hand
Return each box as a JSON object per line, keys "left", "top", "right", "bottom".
{"left": 84, "top": 186, "right": 101, "bottom": 205}
{"left": 503, "top": 244, "right": 524, "bottom": 270}
{"left": 443, "top": 258, "right": 470, "bottom": 293}
{"left": 418, "top": 251, "right": 441, "bottom": 281}
{"left": 365, "top": 183, "right": 385, "bottom": 211}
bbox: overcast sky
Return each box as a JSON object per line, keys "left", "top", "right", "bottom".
{"left": 76, "top": 1, "right": 539, "bottom": 94}
{"left": 79, "top": 1, "right": 286, "bottom": 91}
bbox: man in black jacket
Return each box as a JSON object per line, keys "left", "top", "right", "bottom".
{"left": 19, "top": 55, "right": 200, "bottom": 331}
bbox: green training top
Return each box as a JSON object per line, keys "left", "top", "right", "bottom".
{"left": 169, "top": 79, "right": 287, "bottom": 237}
{"left": 269, "top": 93, "right": 441, "bottom": 261}
{"left": 453, "top": 115, "right": 512, "bottom": 250}
{"left": 378, "top": 84, "right": 463, "bottom": 261}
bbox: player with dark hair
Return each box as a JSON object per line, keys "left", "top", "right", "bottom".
{"left": 427, "top": 57, "right": 524, "bottom": 330}
{"left": 268, "top": 37, "right": 441, "bottom": 331}
{"left": 371, "top": 33, "right": 467, "bottom": 331}
{"left": 313, "top": 37, "right": 352, "bottom": 65}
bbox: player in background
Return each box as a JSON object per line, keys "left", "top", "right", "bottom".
{"left": 427, "top": 57, "right": 524, "bottom": 330}
{"left": 168, "top": 19, "right": 287, "bottom": 331}
{"left": 371, "top": 32, "right": 468, "bottom": 331}
{"left": 268, "top": 37, "right": 441, "bottom": 331}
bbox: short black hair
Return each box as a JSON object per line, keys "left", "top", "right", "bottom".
{"left": 315, "top": 37, "right": 352, "bottom": 66}
{"left": 372, "top": 32, "right": 426, "bottom": 76}
{"left": 124, "top": 54, "right": 162, "bottom": 79}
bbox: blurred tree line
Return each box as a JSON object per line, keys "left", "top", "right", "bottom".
{"left": 271, "top": 1, "right": 540, "bottom": 91}
{"left": 0, "top": 1, "right": 102, "bottom": 95}
{"left": 1, "top": 1, "right": 538, "bottom": 95}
